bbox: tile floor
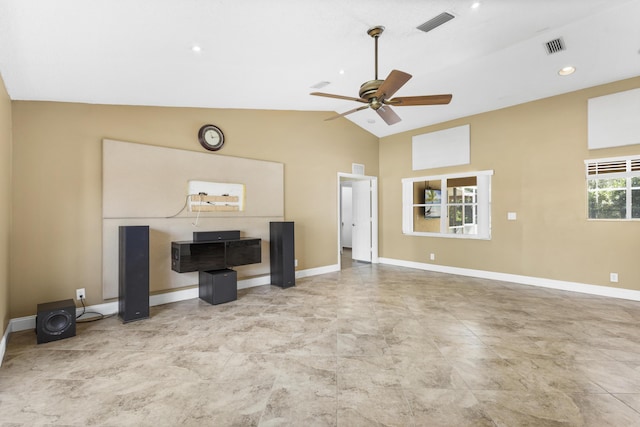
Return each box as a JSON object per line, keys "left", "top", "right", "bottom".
{"left": 3, "top": 263, "right": 640, "bottom": 426}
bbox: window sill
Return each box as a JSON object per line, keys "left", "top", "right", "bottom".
{"left": 403, "top": 231, "right": 491, "bottom": 240}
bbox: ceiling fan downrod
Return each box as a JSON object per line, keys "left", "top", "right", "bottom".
{"left": 367, "top": 26, "right": 385, "bottom": 80}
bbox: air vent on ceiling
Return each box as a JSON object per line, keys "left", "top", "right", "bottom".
{"left": 545, "top": 37, "right": 565, "bottom": 55}
{"left": 311, "top": 81, "right": 331, "bottom": 89}
{"left": 417, "top": 12, "right": 455, "bottom": 33}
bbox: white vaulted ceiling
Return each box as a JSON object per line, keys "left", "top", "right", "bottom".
{"left": 0, "top": 0, "right": 639, "bottom": 137}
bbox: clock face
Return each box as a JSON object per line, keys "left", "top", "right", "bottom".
{"left": 198, "top": 124, "right": 224, "bottom": 151}
{"left": 204, "top": 129, "right": 220, "bottom": 145}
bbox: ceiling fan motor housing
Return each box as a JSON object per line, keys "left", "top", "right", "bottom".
{"left": 359, "top": 79, "right": 383, "bottom": 100}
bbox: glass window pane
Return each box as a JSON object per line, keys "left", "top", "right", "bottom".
{"left": 632, "top": 189, "right": 640, "bottom": 219}
{"left": 425, "top": 188, "right": 442, "bottom": 204}
{"left": 632, "top": 176, "right": 640, "bottom": 187}
{"left": 588, "top": 190, "right": 626, "bottom": 219}
{"left": 464, "top": 205, "right": 474, "bottom": 224}
{"left": 448, "top": 188, "right": 463, "bottom": 203}
{"left": 413, "top": 207, "right": 440, "bottom": 233}
{"left": 596, "top": 178, "right": 626, "bottom": 189}
{"left": 449, "top": 206, "right": 462, "bottom": 227}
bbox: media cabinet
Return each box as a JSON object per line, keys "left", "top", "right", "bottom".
{"left": 171, "top": 231, "right": 261, "bottom": 304}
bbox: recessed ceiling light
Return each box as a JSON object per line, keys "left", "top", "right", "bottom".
{"left": 192, "top": 45, "right": 202, "bottom": 52}
{"left": 558, "top": 66, "right": 576, "bottom": 76}
{"left": 339, "top": 69, "right": 345, "bottom": 75}
{"left": 471, "top": 2, "right": 481, "bottom": 9}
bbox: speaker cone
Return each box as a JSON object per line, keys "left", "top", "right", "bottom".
{"left": 43, "top": 310, "right": 73, "bottom": 335}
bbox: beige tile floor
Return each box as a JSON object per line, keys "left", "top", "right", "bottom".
{"left": 3, "top": 263, "right": 640, "bottom": 426}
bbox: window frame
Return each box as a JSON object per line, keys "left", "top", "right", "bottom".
{"left": 402, "top": 170, "right": 493, "bottom": 240}
{"left": 585, "top": 155, "right": 640, "bottom": 221}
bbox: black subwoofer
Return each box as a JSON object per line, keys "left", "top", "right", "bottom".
{"left": 36, "top": 299, "right": 76, "bottom": 344}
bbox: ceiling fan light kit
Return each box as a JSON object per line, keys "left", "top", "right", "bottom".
{"left": 311, "top": 25, "right": 452, "bottom": 125}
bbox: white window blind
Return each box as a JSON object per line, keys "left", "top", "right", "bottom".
{"left": 585, "top": 156, "right": 640, "bottom": 177}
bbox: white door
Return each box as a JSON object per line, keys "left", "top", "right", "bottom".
{"left": 352, "top": 180, "right": 372, "bottom": 262}
{"left": 341, "top": 186, "right": 353, "bottom": 248}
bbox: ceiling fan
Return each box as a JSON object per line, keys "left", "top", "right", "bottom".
{"left": 311, "top": 26, "right": 452, "bottom": 125}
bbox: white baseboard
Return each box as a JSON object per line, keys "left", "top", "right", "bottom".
{"left": 0, "top": 326, "right": 8, "bottom": 367}
{"left": 379, "top": 257, "right": 640, "bottom": 302}
{"left": 7, "top": 266, "right": 335, "bottom": 336}
{"left": 6, "top": 259, "right": 636, "bottom": 367}
{"left": 297, "top": 264, "right": 340, "bottom": 278}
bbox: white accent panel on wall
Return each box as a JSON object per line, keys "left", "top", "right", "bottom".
{"left": 102, "top": 139, "right": 284, "bottom": 300}
{"left": 588, "top": 88, "right": 640, "bottom": 150}
{"left": 412, "top": 124, "right": 470, "bottom": 171}
{"left": 103, "top": 140, "right": 283, "bottom": 218}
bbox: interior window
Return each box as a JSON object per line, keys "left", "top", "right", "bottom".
{"left": 402, "top": 171, "right": 492, "bottom": 239}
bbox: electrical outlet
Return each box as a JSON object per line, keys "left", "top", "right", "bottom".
{"left": 610, "top": 273, "right": 619, "bottom": 283}
{"left": 430, "top": 253, "right": 435, "bottom": 261}
{"left": 294, "top": 259, "right": 298, "bottom": 267}
{"left": 76, "top": 288, "right": 86, "bottom": 300}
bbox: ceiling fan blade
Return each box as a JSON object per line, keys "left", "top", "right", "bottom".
{"left": 310, "top": 92, "right": 368, "bottom": 103}
{"left": 376, "top": 105, "right": 401, "bottom": 125}
{"left": 325, "top": 105, "right": 370, "bottom": 121}
{"left": 374, "top": 69, "right": 412, "bottom": 100}
{"left": 387, "top": 94, "right": 453, "bottom": 106}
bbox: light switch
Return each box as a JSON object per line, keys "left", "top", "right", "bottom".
{"left": 507, "top": 212, "right": 517, "bottom": 220}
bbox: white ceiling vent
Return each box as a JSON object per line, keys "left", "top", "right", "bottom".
{"left": 311, "top": 81, "right": 331, "bottom": 89}
{"left": 545, "top": 37, "right": 565, "bottom": 54}
{"left": 417, "top": 12, "right": 455, "bottom": 33}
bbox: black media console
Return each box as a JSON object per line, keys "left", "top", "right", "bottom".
{"left": 171, "top": 230, "right": 261, "bottom": 304}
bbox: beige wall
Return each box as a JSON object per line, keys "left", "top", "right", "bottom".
{"left": 0, "top": 74, "right": 11, "bottom": 336}
{"left": 7, "top": 75, "right": 640, "bottom": 321}
{"left": 380, "top": 76, "right": 640, "bottom": 290}
{"left": 10, "top": 102, "right": 379, "bottom": 317}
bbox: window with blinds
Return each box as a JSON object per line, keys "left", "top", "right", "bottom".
{"left": 585, "top": 156, "right": 640, "bottom": 220}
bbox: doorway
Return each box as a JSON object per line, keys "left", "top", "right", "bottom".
{"left": 338, "top": 173, "right": 378, "bottom": 269}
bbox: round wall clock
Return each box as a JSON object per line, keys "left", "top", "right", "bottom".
{"left": 198, "top": 124, "right": 225, "bottom": 151}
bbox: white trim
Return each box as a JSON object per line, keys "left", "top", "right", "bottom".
{"left": 584, "top": 154, "right": 640, "bottom": 165}
{"left": 5, "top": 265, "right": 338, "bottom": 337}
{"left": 297, "top": 264, "right": 340, "bottom": 278}
{"left": 337, "top": 172, "right": 379, "bottom": 268}
{"left": 379, "top": 257, "right": 640, "bottom": 301}
{"left": 7, "top": 259, "right": 637, "bottom": 366}
{"left": 8, "top": 315, "right": 37, "bottom": 334}
{"left": 237, "top": 275, "right": 271, "bottom": 290}
{"left": 0, "top": 325, "right": 9, "bottom": 367}
{"left": 402, "top": 169, "right": 494, "bottom": 184}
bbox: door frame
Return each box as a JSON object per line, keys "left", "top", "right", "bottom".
{"left": 337, "top": 172, "right": 379, "bottom": 268}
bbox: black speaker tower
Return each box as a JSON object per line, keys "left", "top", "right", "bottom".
{"left": 270, "top": 221, "right": 295, "bottom": 288}
{"left": 119, "top": 225, "right": 150, "bottom": 323}
{"left": 36, "top": 299, "right": 76, "bottom": 344}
